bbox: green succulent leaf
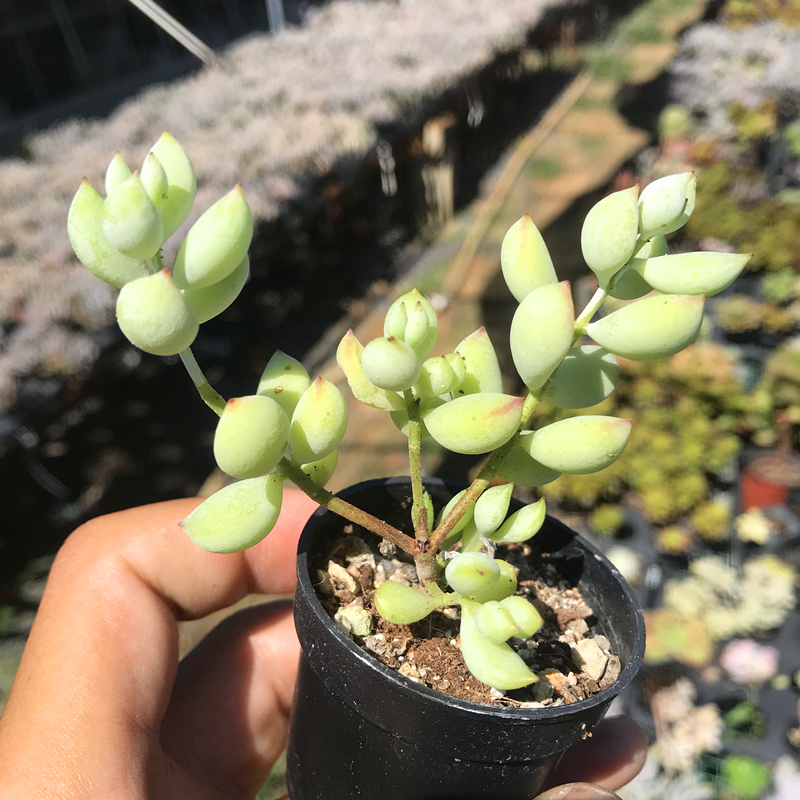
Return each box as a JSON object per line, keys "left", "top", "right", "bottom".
{"left": 638, "top": 172, "right": 693, "bottom": 239}
{"left": 257, "top": 350, "right": 312, "bottom": 419}
{"left": 500, "top": 213, "right": 557, "bottom": 302}
{"left": 116, "top": 270, "right": 198, "bottom": 356}
{"left": 105, "top": 152, "right": 132, "bottom": 196}
{"left": 213, "top": 395, "right": 290, "bottom": 479}
{"left": 492, "top": 498, "right": 546, "bottom": 543}
{"left": 499, "top": 595, "right": 543, "bottom": 637}
{"left": 68, "top": 179, "right": 149, "bottom": 288}
{"left": 295, "top": 449, "right": 338, "bottom": 488}
{"left": 361, "top": 336, "right": 421, "bottom": 392}
{"left": 384, "top": 288, "right": 438, "bottom": 359}
{"left": 182, "top": 255, "right": 249, "bottom": 324}
{"left": 639, "top": 172, "right": 696, "bottom": 238}
{"left": 529, "top": 415, "right": 632, "bottom": 474}
{"left": 459, "top": 605, "right": 536, "bottom": 690}
{"left": 587, "top": 294, "right": 705, "bottom": 360}
{"left": 102, "top": 173, "right": 165, "bottom": 260}
{"left": 510, "top": 281, "right": 574, "bottom": 392}
{"left": 422, "top": 393, "right": 523, "bottom": 455}
{"left": 543, "top": 345, "right": 619, "bottom": 410}
{"left": 454, "top": 328, "right": 503, "bottom": 395}
{"left": 389, "top": 397, "right": 441, "bottom": 439}
{"left": 375, "top": 581, "right": 442, "bottom": 624}
{"left": 498, "top": 433, "right": 562, "bottom": 487}
{"left": 415, "top": 355, "right": 460, "bottom": 398}
{"left": 474, "top": 601, "right": 521, "bottom": 643}
{"left": 445, "top": 552, "right": 500, "bottom": 597}
{"left": 608, "top": 236, "right": 667, "bottom": 300}
{"left": 149, "top": 131, "right": 197, "bottom": 239}
{"left": 173, "top": 185, "right": 253, "bottom": 289}
{"left": 336, "top": 330, "right": 404, "bottom": 411}
{"left": 581, "top": 185, "right": 640, "bottom": 286}
{"left": 290, "top": 377, "right": 348, "bottom": 465}
{"left": 474, "top": 483, "right": 514, "bottom": 537}
{"left": 633, "top": 251, "right": 750, "bottom": 297}
{"left": 180, "top": 474, "right": 283, "bottom": 553}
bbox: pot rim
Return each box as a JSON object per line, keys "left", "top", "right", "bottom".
{"left": 296, "top": 475, "right": 646, "bottom": 723}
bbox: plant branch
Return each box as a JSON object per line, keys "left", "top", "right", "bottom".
{"left": 572, "top": 284, "right": 609, "bottom": 342}
{"left": 178, "top": 348, "right": 227, "bottom": 416}
{"left": 405, "top": 393, "right": 428, "bottom": 541}
{"left": 276, "top": 458, "right": 418, "bottom": 554}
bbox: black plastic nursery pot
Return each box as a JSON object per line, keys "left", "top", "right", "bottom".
{"left": 286, "top": 477, "right": 646, "bottom": 800}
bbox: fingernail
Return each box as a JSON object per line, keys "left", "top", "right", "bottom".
{"left": 534, "top": 783, "right": 621, "bottom": 800}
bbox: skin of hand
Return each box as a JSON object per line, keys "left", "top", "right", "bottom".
{"left": 0, "top": 492, "right": 647, "bottom": 799}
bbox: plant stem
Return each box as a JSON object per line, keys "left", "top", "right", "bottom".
{"left": 405, "top": 393, "right": 428, "bottom": 542}
{"left": 276, "top": 458, "right": 418, "bottom": 554}
{"left": 572, "top": 284, "right": 610, "bottom": 343}
{"left": 178, "top": 348, "right": 227, "bottom": 416}
{"left": 152, "top": 251, "right": 165, "bottom": 272}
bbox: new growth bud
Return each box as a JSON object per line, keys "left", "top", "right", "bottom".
{"left": 102, "top": 173, "right": 165, "bottom": 260}
{"left": 384, "top": 289, "right": 439, "bottom": 359}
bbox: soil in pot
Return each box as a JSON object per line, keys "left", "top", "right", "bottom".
{"left": 314, "top": 523, "right": 623, "bottom": 708}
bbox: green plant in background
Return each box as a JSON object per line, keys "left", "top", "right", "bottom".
{"left": 716, "top": 295, "right": 764, "bottom": 335}
{"left": 67, "top": 135, "right": 747, "bottom": 690}
{"left": 723, "top": 0, "right": 800, "bottom": 27}
{"left": 588, "top": 503, "right": 625, "bottom": 536}
{"left": 720, "top": 755, "right": 772, "bottom": 800}
{"left": 655, "top": 525, "right": 694, "bottom": 555}
{"left": 644, "top": 608, "right": 714, "bottom": 667}
{"left": 658, "top": 104, "right": 693, "bottom": 142}
{"left": 691, "top": 500, "right": 732, "bottom": 542}
{"left": 760, "top": 268, "right": 797, "bottom": 306}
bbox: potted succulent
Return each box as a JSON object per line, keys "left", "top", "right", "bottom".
{"left": 67, "top": 136, "right": 749, "bottom": 798}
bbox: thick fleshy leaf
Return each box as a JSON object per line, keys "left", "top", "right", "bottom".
{"left": 180, "top": 474, "right": 283, "bottom": 553}
{"left": 213, "top": 395, "right": 290, "bottom": 479}
{"left": 140, "top": 152, "right": 169, "bottom": 218}
{"left": 474, "top": 483, "right": 514, "bottom": 537}
{"left": 608, "top": 236, "right": 667, "bottom": 300}
{"left": 444, "top": 552, "right": 500, "bottom": 597}
{"left": 150, "top": 131, "right": 197, "bottom": 239}
{"left": 257, "top": 350, "right": 312, "bottom": 418}
{"left": 501, "top": 213, "right": 557, "bottom": 302}
{"left": 102, "top": 173, "right": 165, "bottom": 260}
{"left": 68, "top": 179, "right": 149, "bottom": 288}
{"left": 173, "top": 186, "right": 253, "bottom": 289}
{"left": 499, "top": 595, "right": 543, "bottom": 637}
{"left": 336, "top": 330, "right": 403, "bottom": 411}
{"left": 290, "top": 377, "right": 348, "bottom": 465}
{"left": 389, "top": 397, "right": 441, "bottom": 439}
{"left": 634, "top": 251, "right": 750, "bottom": 297}
{"left": 183, "top": 255, "right": 249, "bottom": 324}
{"left": 116, "top": 269, "right": 198, "bottom": 356}
{"left": 492, "top": 499, "right": 546, "bottom": 543}
{"left": 498, "top": 433, "right": 561, "bottom": 487}
{"left": 581, "top": 186, "right": 639, "bottom": 286}
{"left": 543, "top": 345, "right": 619, "bottom": 410}
{"left": 460, "top": 605, "right": 536, "bottom": 690}
{"left": 436, "top": 489, "right": 475, "bottom": 545}
{"left": 422, "top": 393, "right": 522, "bottom": 455}
{"left": 375, "top": 581, "right": 441, "bottom": 624}
{"left": 529, "top": 415, "right": 632, "bottom": 474}
{"left": 105, "top": 153, "right": 132, "bottom": 196}
{"left": 454, "top": 328, "right": 503, "bottom": 395}
{"left": 415, "top": 355, "right": 460, "bottom": 398}
{"left": 296, "top": 449, "right": 338, "bottom": 487}
{"left": 587, "top": 294, "right": 705, "bottom": 360}
{"left": 384, "top": 288, "right": 438, "bottom": 359}
{"left": 510, "top": 281, "right": 574, "bottom": 391}
{"left": 361, "top": 336, "right": 421, "bottom": 392}
{"left": 638, "top": 172, "right": 693, "bottom": 239}
{"left": 474, "top": 601, "right": 520, "bottom": 643}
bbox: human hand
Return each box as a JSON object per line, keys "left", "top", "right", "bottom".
{"left": 0, "top": 492, "right": 647, "bottom": 799}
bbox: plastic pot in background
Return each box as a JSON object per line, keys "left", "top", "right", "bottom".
{"left": 286, "top": 477, "right": 646, "bottom": 800}
{"left": 740, "top": 451, "right": 800, "bottom": 511}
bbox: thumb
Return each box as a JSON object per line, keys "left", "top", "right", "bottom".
{"left": 534, "top": 784, "right": 621, "bottom": 800}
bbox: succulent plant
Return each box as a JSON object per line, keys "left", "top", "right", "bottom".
{"left": 68, "top": 137, "right": 747, "bottom": 691}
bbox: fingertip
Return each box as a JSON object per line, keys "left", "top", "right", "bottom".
{"left": 546, "top": 715, "right": 648, "bottom": 791}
